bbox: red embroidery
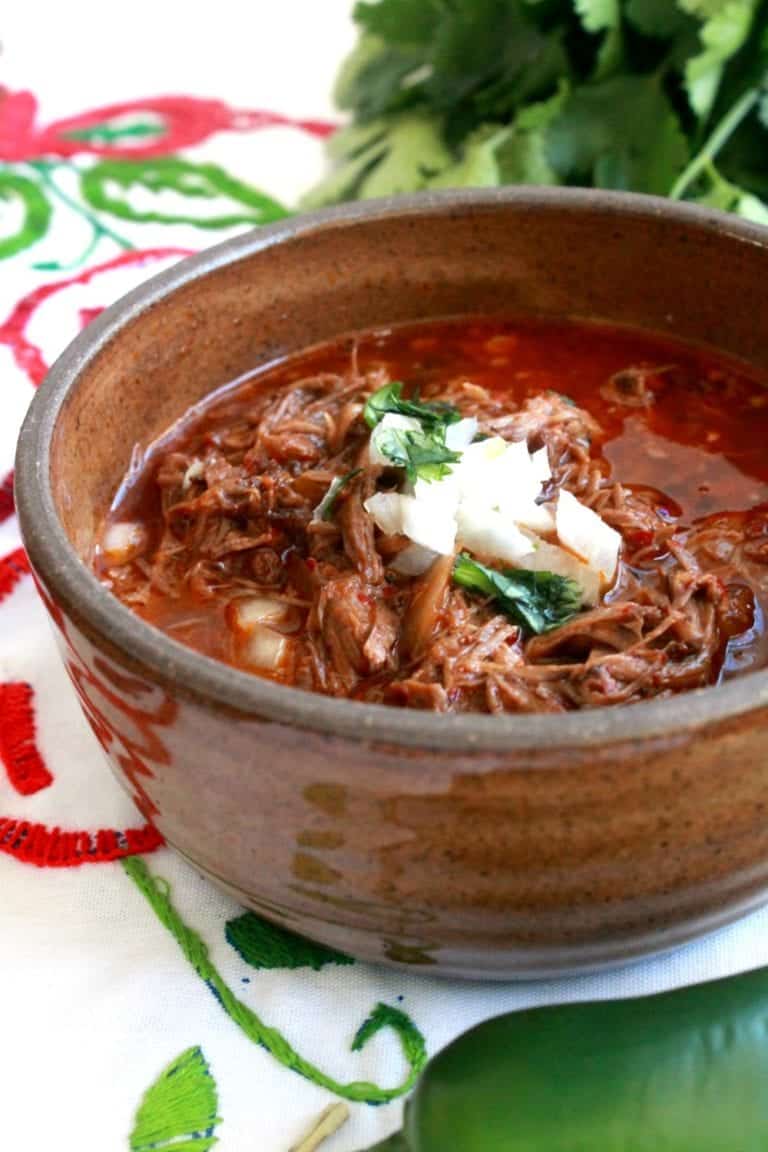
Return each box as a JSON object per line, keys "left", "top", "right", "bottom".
{"left": 0, "top": 816, "right": 163, "bottom": 866}
{"left": 0, "top": 88, "right": 334, "bottom": 162}
{"left": 0, "top": 546, "right": 30, "bottom": 603}
{"left": 0, "top": 471, "right": 14, "bottom": 523}
{"left": 0, "top": 246, "right": 192, "bottom": 386}
{"left": 78, "top": 306, "right": 104, "bottom": 329}
{"left": 0, "top": 682, "right": 53, "bottom": 795}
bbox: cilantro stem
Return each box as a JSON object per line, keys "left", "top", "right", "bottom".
{"left": 670, "top": 87, "right": 759, "bottom": 201}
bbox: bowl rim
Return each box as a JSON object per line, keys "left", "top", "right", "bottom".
{"left": 15, "top": 185, "right": 768, "bottom": 753}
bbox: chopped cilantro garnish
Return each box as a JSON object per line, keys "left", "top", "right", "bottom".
{"left": 315, "top": 468, "right": 362, "bottom": 521}
{"left": 364, "top": 381, "right": 461, "bottom": 430}
{"left": 374, "top": 424, "right": 461, "bottom": 483}
{"left": 453, "top": 553, "right": 581, "bottom": 635}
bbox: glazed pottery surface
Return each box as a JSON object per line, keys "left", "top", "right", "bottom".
{"left": 16, "top": 189, "right": 768, "bottom": 978}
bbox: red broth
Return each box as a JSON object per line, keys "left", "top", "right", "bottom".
{"left": 95, "top": 317, "right": 768, "bottom": 712}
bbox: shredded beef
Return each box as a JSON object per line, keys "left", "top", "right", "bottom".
{"left": 100, "top": 352, "right": 764, "bottom": 713}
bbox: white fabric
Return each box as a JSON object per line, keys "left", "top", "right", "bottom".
{"left": 2, "top": 4, "right": 768, "bottom": 1150}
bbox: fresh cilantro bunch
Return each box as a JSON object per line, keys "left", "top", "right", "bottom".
{"left": 453, "top": 553, "right": 582, "bottom": 634}
{"left": 303, "top": 0, "right": 768, "bottom": 223}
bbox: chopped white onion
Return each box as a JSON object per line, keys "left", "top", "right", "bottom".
{"left": 230, "top": 596, "right": 287, "bottom": 632}
{"left": 390, "top": 542, "right": 439, "bottom": 575}
{"left": 556, "top": 489, "right": 621, "bottom": 585}
{"left": 369, "top": 413, "right": 421, "bottom": 467}
{"left": 517, "top": 536, "right": 601, "bottom": 606}
{"left": 101, "top": 522, "right": 147, "bottom": 565}
{"left": 411, "top": 470, "right": 461, "bottom": 508}
{"left": 241, "top": 623, "right": 288, "bottom": 671}
{"left": 363, "top": 402, "right": 618, "bottom": 603}
{"left": 456, "top": 503, "right": 532, "bottom": 567}
{"left": 530, "top": 446, "right": 551, "bottom": 483}
{"left": 444, "top": 417, "right": 478, "bottom": 451}
{"left": 364, "top": 491, "right": 457, "bottom": 555}
{"left": 497, "top": 495, "right": 555, "bottom": 535}
{"left": 182, "top": 458, "right": 205, "bottom": 491}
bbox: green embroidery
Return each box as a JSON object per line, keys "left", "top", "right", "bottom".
{"left": 226, "top": 910, "right": 354, "bottom": 971}
{"left": 130, "top": 1046, "right": 221, "bottom": 1152}
{"left": 66, "top": 120, "right": 164, "bottom": 145}
{"left": 123, "top": 857, "right": 427, "bottom": 1103}
{"left": 0, "top": 170, "right": 52, "bottom": 259}
{"left": 27, "top": 160, "right": 133, "bottom": 270}
{"left": 80, "top": 157, "right": 288, "bottom": 228}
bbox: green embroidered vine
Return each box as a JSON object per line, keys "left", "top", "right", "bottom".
{"left": 26, "top": 160, "right": 134, "bottom": 270}
{"left": 122, "top": 857, "right": 427, "bottom": 1104}
{"left": 130, "top": 1045, "right": 221, "bottom": 1152}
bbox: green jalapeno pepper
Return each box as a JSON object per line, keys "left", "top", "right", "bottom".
{"left": 360, "top": 965, "right": 768, "bottom": 1150}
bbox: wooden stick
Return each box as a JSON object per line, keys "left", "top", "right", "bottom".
{"left": 288, "top": 1102, "right": 351, "bottom": 1152}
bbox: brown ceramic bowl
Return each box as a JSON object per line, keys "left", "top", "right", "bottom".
{"left": 15, "top": 189, "right": 768, "bottom": 979}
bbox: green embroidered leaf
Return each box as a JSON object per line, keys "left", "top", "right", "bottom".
{"left": 225, "top": 911, "right": 354, "bottom": 971}
{"left": 80, "top": 158, "right": 288, "bottom": 228}
{"left": 65, "top": 118, "right": 165, "bottom": 145}
{"left": 130, "top": 1046, "right": 220, "bottom": 1152}
{"left": 0, "top": 171, "right": 51, "bottom": 260}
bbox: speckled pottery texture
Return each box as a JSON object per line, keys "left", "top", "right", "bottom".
{"left": 15, "top": 189, "right": 768, "bottom": 979}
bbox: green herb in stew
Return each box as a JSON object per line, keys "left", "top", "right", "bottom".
{"left": 375, "top": 424, "right": 462, "bottom": 483}
{"left": 453, "top": 553, "right": 581, "bottom": 635}
{"left": 364, "top": 381, "right": 461, "bottom": 430}
{"left": 316, "top": 468, "right": 362, "bottom": 522}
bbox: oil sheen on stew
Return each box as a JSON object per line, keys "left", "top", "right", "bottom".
{"left": 96, "top": 317, "right": 768, "bottom": 714}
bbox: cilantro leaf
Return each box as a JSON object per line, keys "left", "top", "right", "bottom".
{"left": 573, "top": 0, "right": 623, "bottom": 77}
{"left": 356, "top": 114, "right": 452, "bottom": 198}
{"left": 364, "top": 381, "right": 461, "bottom": 429}
{"left": 426, "top": 124, "right": 509, "bottom": 190}
{"left": 333, "top": 32, "right": 423, "bottom": 120}
{"left": 353, "top": 0, "right": 439, "bottom": 45}
{"left": 315, "top": 469, "right": 362, "bottom": 522}
{"left": 545, "top": 74, "right": 689, "bottom": 194}
{"left": 495, "top": 81, "right": 570, "bottom": 183}
{"left": 374, "top": 424, "right": 462, "bottom": 482}
{"left": 427, "top": 86, "right": 569, "bottom": 191}
{"left": 684, "top": 0, "right": 758, "bottom": 121}
{"left": 453, "top": 553, "right": 582, "bottom": 635}
{"left": 302, "top": 115, "right": 450, "bottom": 206}
{"left": 625, "top": 0, "right": 697, "bottom": 39}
